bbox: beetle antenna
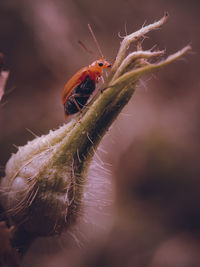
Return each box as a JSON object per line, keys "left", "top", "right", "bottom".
{"left": 88, "top": 24, "right": 104, "bottom": 58}
{"left": 78, "top": 40, "right": 94, "bottom": 55}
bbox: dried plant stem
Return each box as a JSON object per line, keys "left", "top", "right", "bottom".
{"left": 111, "top": 45, "right": 191, "bottom": 89}
{"left": 112, "top": 50, "right": 165, "bottom": 80}
{"left": 110, "top": 12, "right": 169, "bottom": 77}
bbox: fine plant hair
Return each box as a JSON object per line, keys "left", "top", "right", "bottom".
{"left": 0, "top": 13, "right": 191, "bottom": 263}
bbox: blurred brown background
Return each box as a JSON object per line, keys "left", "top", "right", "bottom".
{"left": 0, "top": 0, "right": 200, "bottom": 266}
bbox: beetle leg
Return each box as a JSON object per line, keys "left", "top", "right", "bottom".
{"left": 65, "top": 113, "right": 69, "bottom": 120}
{"left": 78, "top": 112, "right": 83, "bottom": 123}
{"left": 72, "top": 93, "right": 91, "bottom": 98}
{"left": 71, "top": 93, "right": 91, "bottom": 113}
{"left": 71, "top": 94, "right": 86, "bottom": 123}
{"left": 71, "top": 95, "right": 83, "bottom": 114}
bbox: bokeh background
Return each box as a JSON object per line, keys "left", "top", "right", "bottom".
{"left": 0, "top": 0, "right": 200, "bottom": 266}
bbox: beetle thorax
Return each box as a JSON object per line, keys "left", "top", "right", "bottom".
{"left": 88, "top": 58, "right": 111, "bottom": 81}
{"left": 88, "top": 60, "right": 103, "bottom": 80}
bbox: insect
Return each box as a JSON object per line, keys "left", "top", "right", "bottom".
{"left": 62, "top": 25, "right": 111, "bottom": 119}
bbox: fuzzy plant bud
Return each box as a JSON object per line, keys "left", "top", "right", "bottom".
{"left": 0, "top": 14, "right": 191, "bottom": 256}
{"left": 1, "top": 121, "right": 81, "bottom": 236}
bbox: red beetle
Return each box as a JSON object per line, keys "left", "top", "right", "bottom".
{"left": 62, "top": 25, "right": 111, "bottom": 119}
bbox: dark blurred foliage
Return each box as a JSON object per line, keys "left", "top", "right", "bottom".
{"left": 0, "top": 221, "right": 19, "bottom": 267}
{"left": 0, "top": 0, "right": 200, "bottom": 266}
{"left": 76, "top": 135, "right": 200, "bottom": 267}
